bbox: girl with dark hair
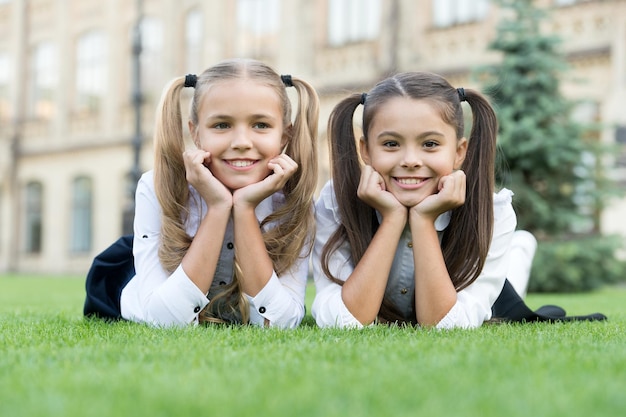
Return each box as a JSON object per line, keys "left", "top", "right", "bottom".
{"left": 312, "top": 71, "right": 569, "bottom": 328}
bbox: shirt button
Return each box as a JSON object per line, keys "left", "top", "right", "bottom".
{"left": 259, "top": 306, "right": 266, "bottom": 314}
{"left": 193, "top": 306, "right": 201, "bottom": 313}
{"left": 407, "top": 241, "right": 413, "bottom": 248}
{"left": 400, "top": 288, "right": 408, "bottom": 295}
{"left": 227, "top": 242, "right": 234, "bottom": 249}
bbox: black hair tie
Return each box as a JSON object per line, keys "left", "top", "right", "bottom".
{"left": 457, "top": 87, "right": 466, "bottom": 102}
{"left": 281, "top": 74, "right": 293, "bottom": 87}
{"left": 360, "top": 93, "right": 367, "bottom": 105}
{"left": 184, "top": 74, "right": 197, "bottom": 88}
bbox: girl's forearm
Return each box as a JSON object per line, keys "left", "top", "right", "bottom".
{"left": 181, "top": 206, "right": 232, "bottom": 294}
{"left": 409, "top": 215, "right": 457, "bottom": 326}
{"left": 232, "top": 205, "right": 273, "bottom": 297}
{"left": 341, "top": 215, "right": 406, "bottom": 325}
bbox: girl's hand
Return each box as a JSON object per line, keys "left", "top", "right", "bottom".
{"left": 233, "top": 154, "right": 298, "bottom": 209}
{"left": 183, "top": 149, "right": 232, "bottom": 209}
{"left": 358, "top": 165, "right": 407, "bottom": 221}
{"left": 410, "top": 169, "right": 466, "bottom": 221}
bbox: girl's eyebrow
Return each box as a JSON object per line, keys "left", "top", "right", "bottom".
{"left": 376, "top": 130, "right": 445, "bottom": 139}
{"left": 375, "top": 130, "right": 403, "bottom": 139}
{"left": 416, "top": 130, "right": 445, "bottom": 138}
{"left": 248, "top": 113, "right": 279, "bottom": 120}
{"left": 205, "top": 113, "right": 278, "bottom": 120}
{"left": 204, "top": 114, "right": 232, "bottom": 120}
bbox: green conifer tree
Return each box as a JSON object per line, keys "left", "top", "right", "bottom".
{"left": 481, "top": 0, "right": 625, "bottom": 291}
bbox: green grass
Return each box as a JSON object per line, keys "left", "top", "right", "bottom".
{"left": 1, "top": 275, "right": 625, "bottom": 417}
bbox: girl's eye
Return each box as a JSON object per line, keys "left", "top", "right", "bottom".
{"left": 253, "top": 122, "right": 270, "bottom": 129}
{"left": 213, "top": 122, "right": 230, "bottom": 129}
{"left": 382, "top": 140, "right": 399, "bottom": 148}
{"left": 423, "top": 140, "right": 438, "bottom": 149}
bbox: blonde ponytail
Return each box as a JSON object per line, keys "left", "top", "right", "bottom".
{"left": 153, "top": 76, "right": 193, "bottom": 273}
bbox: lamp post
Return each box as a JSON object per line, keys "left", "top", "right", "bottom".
{"left": 123, "top": 0, "right": 143, "bottom": 235}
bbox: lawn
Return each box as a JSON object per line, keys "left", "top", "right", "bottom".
{"left": 1, "top": 275, "right": 624, "bottom": 417}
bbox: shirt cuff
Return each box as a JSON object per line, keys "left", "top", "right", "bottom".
{"left": 145, "top": 265, "right": 209, "bottom": 327}
{"left": 246, "top": 272, "right": 304, "bottom": 329}
{"left": 312, "top": 284, "right": 364, "bottom": 329}
{"left": 435, "top": 299, "right": 489, "bottom": 330}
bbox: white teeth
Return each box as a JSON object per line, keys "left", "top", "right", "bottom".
{"left": 229, "top": 160, "right": 254, "bottom": 167}
{"left": 397, "top": 178, "right": 423, "bottom": 185}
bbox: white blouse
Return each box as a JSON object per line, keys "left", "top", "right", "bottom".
{"left": 120, "top": 171, "right": 308, "bottom": 328}
{"left": 311, "top": 180, "right": 517, "bottom": 329}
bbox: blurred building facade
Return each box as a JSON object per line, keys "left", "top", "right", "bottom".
{"left": 0, "top": 0, "right": 625, "bottom": 274}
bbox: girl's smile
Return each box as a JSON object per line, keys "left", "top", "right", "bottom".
{"left": 393, "top": 176, "right": 429, "bottom": 188}
{"left": 224, "top": 159, "right": 259, "bottom": 169}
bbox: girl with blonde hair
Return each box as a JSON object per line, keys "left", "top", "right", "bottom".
{"left": 85, "top": 58, "right": 319, "bottom": 328}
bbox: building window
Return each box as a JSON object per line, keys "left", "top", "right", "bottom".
{"left": 615, "top": 126, "right": 626, "bottom": 175}
{"left": 236, "top": 0, "right": 280, "bottom": 56}
{"left": 75, "top": 30, "right": 107, "bottom": 112}
{"left": 71, "top": 176, "right": 92, "bottom": 253}
{"left": 185, "top": 9, "right": 203, "bottom": 72}
{"left": 569, "top": 101, "right": 601, "bottom": 232}
{"left": 616, "top": 126, "right": 626, "bottom": 148}
{"left": 28, "top": 41, "right": 58, "bottom": 119}
{"left": 25, "top": 182, "right": 43, "bottom": 254}
{"left": 0, "top": 52, "right": 10, "bottom": 120}
{"left": 237, "top": 0, "right": 280, "bottom": 36}
{"left": 432, "top": 0, "right": 489, "bottom": 28}
{"left": 327, "top": 0, "right": 381, "bottom": 46}
{"left": 139, "top": 17, "right": 163, "bottom": 93}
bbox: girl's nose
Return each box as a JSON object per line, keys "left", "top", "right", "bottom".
{"left": 401, "top": 148, "right": 422, "bottom": 168}
{"left": 231, "top": 127, "right": 252, "bottom": 149}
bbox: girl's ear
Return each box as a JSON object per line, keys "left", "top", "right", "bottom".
{"left": 359, "top": 136, "right": 371, "bottom": 165}
{"left": 455, "top": 137, "right": 468, "bottom": 169}
{"left": 189, "top": 120, "right": 199, "bottom": 148}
